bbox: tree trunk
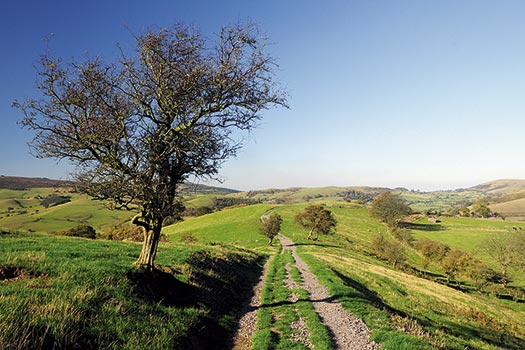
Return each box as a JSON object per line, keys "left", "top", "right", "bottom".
{"left": 307, "top": 227, "right": 315, "bottom": 240}
{"left": 134, "top": 225, "right": 161, "bottom": 269}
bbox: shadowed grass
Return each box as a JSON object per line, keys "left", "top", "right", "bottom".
{"left": 0, "top": 230, "right": 265, "bottom": 350}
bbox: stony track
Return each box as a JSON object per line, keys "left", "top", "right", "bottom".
{"left": 232, "top": 234, "right": 380, "bottom": 350}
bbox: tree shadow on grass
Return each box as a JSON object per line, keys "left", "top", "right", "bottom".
{"left": 127, "top": 266, "right": 197, "bottom": 307}
{"left": 259, "top": 294, "right": 357, "bottom": 309}
{"left": 400, "top": 222, "right": 444, "bottom": 231}
{"left": 292, "top": 242, "right": 340, "bottom": 249}
{"left": 127, "top": 253, "right": 267, "bottom": 350}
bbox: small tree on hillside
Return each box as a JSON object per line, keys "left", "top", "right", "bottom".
{"left": 15, "top": 23, "right": 287, "bottom": 269}
{"left": 370, "top": 192, "right": 411, "bottom": 229}
{"left": 295, "top": 204, "right": 336, "bottom": 240}
{"left": 414, "top": 238, "right": 450, "bottom": 271}
{"left": 371, "top": 233, "right": 406, "bottom": 268}
{"left": 471, "top": 198, "right": 493, "bottom": 218}
{"left": 260, "top": 213, "right": 282, "bottom": 245}
{"left": 440, "top": 249, "right": 472, "bottom": 285}
{"left": 481, "top": 230, "right": 525, "bottom": 287}
{"left": 458, "top": 205, "right": 471, "bottom": 217}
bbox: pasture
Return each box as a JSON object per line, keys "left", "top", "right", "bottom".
{"left": 1, "top": 187, "right": 525, "bottom": 349}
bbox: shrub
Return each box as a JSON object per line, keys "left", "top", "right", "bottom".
{"left": 371, "top": 234, "right": 407, "bottom": 268}
{"left": 180, "top": 232, "right": 198, "bottom": 244}
{"left": 183, "top": 206, "right": 214, "bottom": 217}
{"left": 415, "top": 238, "right": 450, "bottom": 270}
{"left": 392, "top": 227, "right": 414, "bottom": 245}
{"left": 162, "top": 215, "right": 180, "bottom": 227}
{"left": 40, "top": 194, "right": 71, "bottom": 208}
{"left": 64, "top": 224, "right": 97, "bottom": 239}
{"left": 212, "top": 197, "right": 259, "bottom": 211}
{"left": 440, "top": 249, "right": 472, "bottom": 284}
{"left": 103, "top": 224, "right": 169, "bottom": 242}
{"left": 103, "top": 224, "right": 143, "bottom": 241}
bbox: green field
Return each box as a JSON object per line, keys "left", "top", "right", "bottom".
{"left": 164, "top": 201, "right": 525, "bottom": 349}
{"left": 0, "top": 230, "right": 264, "bottom": 349}
{"left": 1, "top": 188, "right": 525, "bottom": 349}
{"left": 0, "top": 188, "right": 135, "bottom": 233}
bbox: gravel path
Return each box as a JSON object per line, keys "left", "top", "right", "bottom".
{"left": 232, "top": 234, "right": 380, "bottom": 350}
{"left": 279, "top": 234, "right": 380, "bottom": 350}
{"left": 232, "top": 255, "right": 274, "bottom": 350}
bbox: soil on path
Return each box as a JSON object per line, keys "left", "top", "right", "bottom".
{"left": 279, "top": 234, "right": 380, "bottom": 350}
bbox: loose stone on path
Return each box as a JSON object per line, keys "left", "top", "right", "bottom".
{"left": 232, "top": 255, "right": 274, "bottom": 350}
{"left": 279, "top": 234, "right": 381, "bottom": 350}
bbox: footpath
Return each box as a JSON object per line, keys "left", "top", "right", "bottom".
{"left": 232, "top": 234, "right": 380, "bottom": 350}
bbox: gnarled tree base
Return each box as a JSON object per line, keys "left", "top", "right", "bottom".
{"left": 134, "top": 227, "right": 161, "bottom": 270}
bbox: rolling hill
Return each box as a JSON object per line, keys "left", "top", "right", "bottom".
{"left": 2, "top": 176, "right": 525, "bottom": 237}
{"left": 164, "top": 203, "right": 525, "bottom": 349}
{"left": 1, "top": 176, "right": 525, "bottom": 349}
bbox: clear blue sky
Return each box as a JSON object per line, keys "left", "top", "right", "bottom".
{"left": 2, "top": 0, "right": 525, "bottom": 191}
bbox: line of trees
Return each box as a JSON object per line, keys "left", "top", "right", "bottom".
{"left": 366, "top": 191, "right": 525, "bottom": 292}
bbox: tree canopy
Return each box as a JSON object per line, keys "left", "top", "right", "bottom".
{"left": 369, "top": 192, "right": 411, "bottom": 229}
{"left": 260, "top": 213, "right": 282, "bottom": 245}
{"left": 481, "top": 230, "right": 525, "bottom": 287}
{"left": 295, "top": 204, "right": 337, "bottom": 240}
{"left": 15, "top": 23, "right": 288, "bottom": 268}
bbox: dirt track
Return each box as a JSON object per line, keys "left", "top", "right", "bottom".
{"left": 232, "top": 234, "right": 380, "bottom": 350}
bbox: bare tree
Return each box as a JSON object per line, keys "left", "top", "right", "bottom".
{"left": 15, "top": 23, "right": 288, "bottom": 268}
{"left": 481, "top": 230, "right": 525, "bottom": 287}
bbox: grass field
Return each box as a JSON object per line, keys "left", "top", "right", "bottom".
{"left": 270, "top": 204, "right": 525, "bottom": 349}
{"left": 410, "top": 215, "right": 525, "bottom": 286}
{"left": 0, "top": 188, "right": 135, "bottom": 233}
{"left": 163, "top": 203, "right": 276, "bottom": 252}
{"left": 165, "top": 202, "right": 525, "bottom": 349}
{"left": 2, "top": 190, "right": 525, "bottom": 349}
{"left": 0, "top": 230, "right": 264, "bottom": 349}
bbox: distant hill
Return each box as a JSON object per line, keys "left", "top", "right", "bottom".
{"left": 180, "top": 182, "right": 239, "bottom": 195}
{"left": 0, "top": 176, "right": 73, "bottom": 190}
{"left": 236, "top": 186, "right": 387, "bottom": 204}
{"left": 0, "top": 175, "right": 238, "bottom": 195}
{"left": 466, "top": 180, "right": 525, "bottom": 219}
{"left": 4, "top": 175, "right": 525, "bottom": 218}
{"left": 468, "top": 179, "right": 525, "bottom": 196}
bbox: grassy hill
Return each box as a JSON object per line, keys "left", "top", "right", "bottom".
{"left": 2, "top": 197, "right": 525, "bottom": 349}
{"left": 0, "top": 187, "right": 135, "bottom": 233}
{"left": 469, "top": 179, "right": 525, "bottom": 195}
{"left": 228, "top": 179, "right": 525, "bottom": 218}
{"left": 0, "top": 177, "right": 239, "bottom": 235}
{"left": 0, "top": 175, "right": 74, "bottom": 189}
{"left": 0, "top": 230, "right": 266, "bottom": 349}
{"left": 166, "top": 202, "right": 525, "bottom": 349}
{"left": 2, "top": 177, "right": 525, "bottom": 349}
{"left": 5, "top": 175, "right": 525, "bottom": 219}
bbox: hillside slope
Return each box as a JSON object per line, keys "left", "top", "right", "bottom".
{"left": 166, "top": 203, "right": 525, "bottom": 349}
{"left": 0, "top": 175, "right": 73, "bottom": 189}
{"left": 469, "top": 179, "right": 525, "bottom": 195}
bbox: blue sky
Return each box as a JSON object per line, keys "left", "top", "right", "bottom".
{"left": 2, "top": 0, "right": 525, "bottom": 191}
